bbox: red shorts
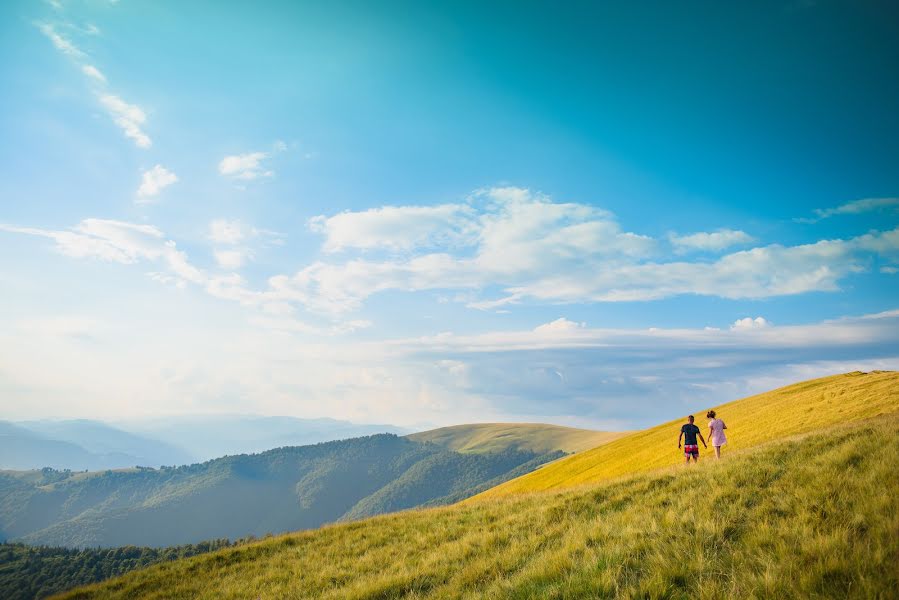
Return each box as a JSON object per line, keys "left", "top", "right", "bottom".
{"left": 684, "top": 444, "right": 699, "bottom": 457}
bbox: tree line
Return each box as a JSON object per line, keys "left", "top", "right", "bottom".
{"left": 0, "top": 538, "right": 252, "bottom": 600}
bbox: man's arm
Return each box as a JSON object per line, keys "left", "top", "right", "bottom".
{"left": 678, "top": 430, "right": 683, "bottom": 448}
{"left": 698, "top": 432, "right": 707, "bottom": 448}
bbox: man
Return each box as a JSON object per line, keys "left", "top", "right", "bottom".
{"left": 678, "top": 415, "right": 707, "bottom": 464}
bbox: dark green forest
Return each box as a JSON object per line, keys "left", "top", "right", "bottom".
{"left": 0, "top": 540, "right": 235, "bottom": 600}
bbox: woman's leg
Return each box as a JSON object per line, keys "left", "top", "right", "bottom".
{"left": 714, "top": 445, "right": 721, "bottom": 459}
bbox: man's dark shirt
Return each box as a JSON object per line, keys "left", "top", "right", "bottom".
{"left": 681, "top": 423, "right": 700, "bottom": 445}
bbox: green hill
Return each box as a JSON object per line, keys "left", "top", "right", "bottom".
{"left": 0, "top": 435, "right": 561, "bottom": 548}
{"left": 407, "top": 423, "right": 627, "bottom": 454}
{"left": 55, "top": 413, "right": 899, "bottom": 599}
{"left": 476, "top": 370, "right": 899, "bottom": 498}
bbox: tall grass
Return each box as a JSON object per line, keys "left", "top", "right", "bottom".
{"left": 58, "top": 413, "right": 899, "bottom": 599}
{"left": 476, "top": 370, "right": 899, "bottom": 497}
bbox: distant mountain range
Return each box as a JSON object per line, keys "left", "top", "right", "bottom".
{"left": 0, "top": 416, "right": 409, "bottom": 470}
{"left": 0, "top": 432, "right": 572, "bottom": 548}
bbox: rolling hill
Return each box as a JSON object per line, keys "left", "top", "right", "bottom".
{"left": 0, "top": 435, "right": 562, "bottom": 548}
{"left": 55, "top": 410, "right": 899, "bottom": 599}
{"left": 475, "top": 370, "right": 899, "bottom": 498}
{"left": 407, "top": 423, "right": 628, "bottom": 454}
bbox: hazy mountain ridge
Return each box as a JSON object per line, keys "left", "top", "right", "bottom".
{"left": 0, "top": 433, "right": 563, "bottom": 548}
{"left": 0, "top": 416, "right": 410, "bottom": 471}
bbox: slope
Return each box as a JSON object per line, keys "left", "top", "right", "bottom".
{"left": 0, "top": 435, "right": 558, "bottom": 548}
{"left": 56, "top": 413, "right": 899, "bottom": 599}
{"left": 407, "top": 423, "right": 627, "bottom": 454}
{"left": 475, "top": 370, "right": 899, "bottom": 498}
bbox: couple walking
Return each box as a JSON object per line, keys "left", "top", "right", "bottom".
{"left": 678, "top": 410, "right": 727, "bottom": 464}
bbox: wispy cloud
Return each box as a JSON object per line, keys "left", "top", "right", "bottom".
{"left": 208, "top": 219, "right": 252, "bottom": 245}
{"left": 798, "top": 197, "right": 899, "bottom": 223}
{"left": 81, "top": 64, "right": 106, "bottom": 83}
{"left": 36, "top": 22, "right": 84, "bottom": 57}
{"left": 0, "top": 219, "right": 201, "bottom": 283}
{"left": 218, "top": 142, "right": 287, "bottom": 180}
{"left": 36, "top": 18, "right": 154, "bottom": 150}
{"left": 136, "top": 165, "right": 178, "bottom": 201}
{"left": 309, "top": 204, "right": 479, "bottom": 253}
{"left": 218, "top": 152, "right": 271, "bottom": 180}
{"left": 98, "top": 94, "right": 152, "bottom": 148}
{"left": 669, "top": 229, "right": 755, "bottom": 253}
{"left": 207, "top": 219, "right": 282, "bottom": 271}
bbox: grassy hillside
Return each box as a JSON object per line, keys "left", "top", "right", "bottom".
{"left": 476, "top": 370, "right": 899, "bottom": 498}
{"left": 0, "top": 435, "right": 559, "bottom": 548}
{"left": 408, "top": 423, "right": 627, "bottom": 454}
{"left": 56, "top": 413, "right": 899, "bottom": 599}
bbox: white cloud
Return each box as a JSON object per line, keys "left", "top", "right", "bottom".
{"left": 218, "top": 152, "right": 271, "bottom": 179}
{"left": 98, "top": 94, "right": 152, "bottom": 148}
{"left": 37, "top": 22, "right": 84, "bottom": 58}
{"left": 136, "top": 165, "right": 178, "bottom": 200}
{"left": 730, "top": 316, "right": 771, "bottom": 331}
{"left": 272, "top": 188, "right": 899, "bottom": 314}
{"left": 0, "top": 220, "right": 201, "bottom": 285}
{"left": 206, "top": 220, "right": 283, "bottom": 271}
{"left": 309, "top": 204, "right": 478, "bottom": 253}
{"left": 800, "top": 197, "right": 899, "bottom": 222}
{"left": 669, "top": 229, "right": 755, "bottom": 253}
{"left": 534, "top": 318, "right": 586, "bottom": 334}
{"left": 214, "top": 249, "right": 251, "bottom": 270}
{"left": 81, "top": 64, "right": 106, "bottom": 83}
{"left": 207, "top": 219, "right": 251, "bottom": 244}
{"left": 218, "top": 144, "right": 285, "bottom": 180}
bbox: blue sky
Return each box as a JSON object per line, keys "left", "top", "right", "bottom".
{"left": 1, "top": 0, "right": 897, "bottom": 429}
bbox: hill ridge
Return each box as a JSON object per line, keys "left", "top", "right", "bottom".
{"left": 407, "top": 422, "right": 628, "bottom": 454}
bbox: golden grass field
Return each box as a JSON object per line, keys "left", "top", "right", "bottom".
{"left": 475, "top": 370, "right": 899, "bottom": 498}
{"left": 56, "top": 371, "right": 899, "bottom": 599}
{"left": 407, "top": 423, "right": 629, "bottom": 454}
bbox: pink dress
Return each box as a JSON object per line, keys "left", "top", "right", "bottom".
{"left": 709, "top": 418, "right": 727, "bottom": 446}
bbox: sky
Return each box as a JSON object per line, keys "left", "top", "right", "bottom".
{"left": 1, "top": 0, "right": 897, "bottom": 430}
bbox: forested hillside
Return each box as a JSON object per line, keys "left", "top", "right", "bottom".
{"left": 0, "top": 434, "right": 560, "bottom": 548}
{"left": 0, "top": 540, "right": 234, "bottom": 600}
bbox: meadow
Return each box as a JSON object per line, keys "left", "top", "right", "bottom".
{"left": 58, "top": 409, "right": 899, "bottom": 598}
{"left": 477, "top": 370, "right": 899, "bottom": 497}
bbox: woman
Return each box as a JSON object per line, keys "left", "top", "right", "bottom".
{"left": 706, "top": 410, "right": 727, "bottom": 459}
